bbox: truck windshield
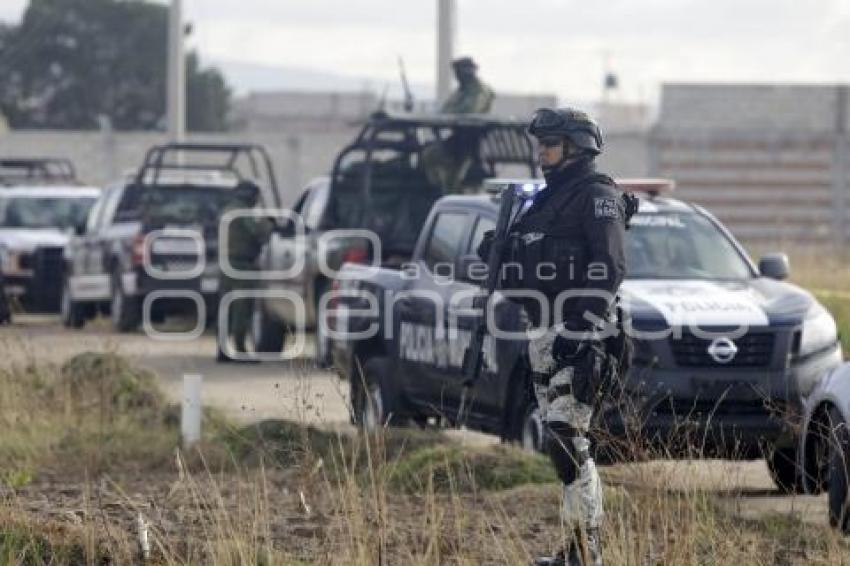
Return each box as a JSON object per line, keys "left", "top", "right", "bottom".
{"left": 627, "top": 212, "right": 753, "bottom": 280}
{"left": 0, "top": 196, "right": 97, "bottom": 229}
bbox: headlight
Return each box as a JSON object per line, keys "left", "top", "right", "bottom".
{"left": 799, "top": 306, "right": 838, "bottom": 357}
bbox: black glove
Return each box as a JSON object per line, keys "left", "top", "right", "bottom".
{"left": 476, "top": 229, "right": 495, "bottom": 261}
{"left": 552, "top": 319, "right": 593, "bottom": 364}
{"left": 552, "top": 334, "right": 584, "bottom": 364}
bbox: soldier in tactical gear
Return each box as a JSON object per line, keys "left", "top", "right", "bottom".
{"left": 217, "top": 181, "right": 272, "bottom": 362}
{"left": 424, "top": 57, "right": 495, "bottom": 192}
{"left": 440, "top": 56, "right": 495, "bottom": 114}
{"left": 479, "top": 108, "right": 629, "bottom": 565}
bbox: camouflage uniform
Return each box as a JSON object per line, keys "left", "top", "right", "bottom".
{"left": 440, "top": 75, "right": 495, "bottom": 114}
{"left": 219, "top": 186, "right": 272, "bottom": 355}
{"left": 520, "top": 109, "right": 627, "bottom": 566}
{"left": 424, "top": 57, "right": 496, "bottom": 193}
{"left": 528, "top": 327, "right": 606, "bottom": 537}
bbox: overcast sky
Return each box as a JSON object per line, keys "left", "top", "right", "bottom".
{"left": 2, "top": 0, "right": 850, "bottom": 105}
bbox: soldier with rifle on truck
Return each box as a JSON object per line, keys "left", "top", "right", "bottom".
{"left": 470, "top": 108, "right": 637, "bottom": 565}
{"left": 423, "top": 56, "right": 497, "bottom": 192}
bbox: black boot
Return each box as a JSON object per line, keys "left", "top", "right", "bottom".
{"left": 533, "top": 549, "right": 566, "bottom": 566}
{"left": 534, "top": 540, "right": 585, "bottom": 566}
{"left": 573, "top": 526, "right": 602, "bottom": 566}
{"left": 584, "top": 527, "right": 602, "bottom": 566}
{"left": 535, "top": 530, "right": 601, "bottom": 566}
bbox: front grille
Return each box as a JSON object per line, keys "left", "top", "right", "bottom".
{"left": 35, "top": 247, "right": 64, "bottom": 273}
{"left": 670, "top": 331, "right": 774, "bottom": 368}
{"left": 651, "top": 398, "right": 779, "bottom": 417}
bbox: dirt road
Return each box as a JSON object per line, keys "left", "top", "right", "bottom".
{"left": 0, "top": 314, "right": 831, "bottom": 527}
{"left": 0, "top": 314, "right": 351, "bottom": 426}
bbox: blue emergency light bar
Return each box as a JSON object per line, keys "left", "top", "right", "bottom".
{"left": 484, "top": 178, "right": 546, "bottom": 197}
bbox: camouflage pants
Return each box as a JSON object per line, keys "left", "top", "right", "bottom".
{"left": 528, "top": 326, "right": 604, "bottom": 529}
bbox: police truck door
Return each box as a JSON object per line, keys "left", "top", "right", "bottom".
{"left": 396, "top": 209, "right": 473, "bottom": 413}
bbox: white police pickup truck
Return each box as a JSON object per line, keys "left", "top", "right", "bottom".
{"left": 0, "top": 159, "right": 100, "bottom": 314}
{"left": 327, "top": 179, "right": 842, "bottom": 492}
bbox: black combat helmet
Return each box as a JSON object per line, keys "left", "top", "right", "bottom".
{"left": 528, "top": 107, "right": 604, "bottom": 156}
{"left": 451, "top": 56, "right": 478, "bottom": 70}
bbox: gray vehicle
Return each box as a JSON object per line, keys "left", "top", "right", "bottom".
{"left": 251, "top": 177, "right": 333, "bottom": 356}
{"left": 799, "top": 362, "right": 850, "bottom": 531}
{"left": 251, "top": 111, "right": 537, "bottom": 360}
{"left": 329, "top": 180, "right": 842, "bottom": 492}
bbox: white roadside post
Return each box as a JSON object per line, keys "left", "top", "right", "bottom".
{"left": 181, "top": 373, "right": 203, "bottom": 447}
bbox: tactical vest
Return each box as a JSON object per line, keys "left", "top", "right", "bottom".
{"left": 503, "top": 172, "right": 617, "bottom": 297}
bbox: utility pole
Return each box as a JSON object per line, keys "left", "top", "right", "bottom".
{"left": 167, "top": 0, "right": 186, "bottom": 142}
{"left": 436, "top": 0, "right": 456, "bottom": 105}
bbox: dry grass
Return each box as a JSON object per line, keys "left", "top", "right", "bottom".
{"left": 1, "top": 350, "right": 850, "bottom": 563}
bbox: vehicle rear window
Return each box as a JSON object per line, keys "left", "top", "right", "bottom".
{"left": 627, "top": 212, "right": 753, "bottom": 279}
{"left": 423, "top": 212, "right": 469, "bottom": 271}
{"left": 115, "top": 185, "right": 234, "bottom": 226}
{"left": 0, "top": 196, "right": 97, "bottom": 230}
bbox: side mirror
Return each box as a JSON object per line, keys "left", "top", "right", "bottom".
{"left": 457, "top": 254, "right": 489, "bottom": 284}
{"left": 759, "top": 253, "right": 790, "bottom": 280}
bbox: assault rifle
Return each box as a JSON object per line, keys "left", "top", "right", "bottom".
{"left": 398, "top": 57, "right": 415, "bottom": 112}
{"left": 457, "top": 181, "right": 535, "bottom": 421}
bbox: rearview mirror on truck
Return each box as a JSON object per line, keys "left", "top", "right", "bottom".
{"left": 759, "top": 253, "right": 790, "bottom": 280}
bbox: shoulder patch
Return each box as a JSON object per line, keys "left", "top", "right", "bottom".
{"left": 593, "top": 196, "right": 619, "bottom": 219}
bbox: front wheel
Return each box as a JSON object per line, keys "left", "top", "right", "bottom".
{"left": 505, "top": 380, "right": 546, "bottom": 453}
{"left": 251, "top": 300, "right": 286, "bottom": 354}
{"left": 520, "top": 401, "right": 546, "bottom": 453}
{"left": 827, "top": 407, "right": 850, "bottom": 532}
{"left": 60, "top": 279, "right": 85, "bottom": 329}
{"left": 352, "top": 357, "right": 403, "bottom": 433}
{"left": 766, "top": 444, "right": 805, "bottom": 494}
{"left": 111, "top": 272, "right": 140, "bottom": 332}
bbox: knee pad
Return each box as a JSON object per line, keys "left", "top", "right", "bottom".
{"left": 546, "top": 423, "right": 587, "bottom": 485}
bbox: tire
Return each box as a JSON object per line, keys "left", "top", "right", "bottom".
{"left": 352, "top": 356, "right": 403, "bottom": 433}
{"left": 827, "top": 407, "right": 850, "bottom": 532}
{"left": 767, "top": 444, "right": 805, "bottom": 494}
{"left": 251, "top": 300, "right": 285, "bottom": 354}
{"left": 315, "top": 309, "right": 331, "bottom": 368}
{"left": 110, "top": 271, "right": 140, "bottom": 332}
{"left": 314, "top": 279, "right": 332, "bottom": 368}
{"left": 504, "top": 381, "right": 546, "bottom": 453}
{"left": 60, "top": 279, "right": 85, "bottom": 329}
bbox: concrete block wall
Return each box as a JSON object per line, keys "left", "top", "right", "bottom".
{"left": 659, "top": 84, "right": 844, "bottom": 133}
{"left": 655, "top": 84, "right": 850, "bottom": 247}
{"left": 0, "top": 128, "right": 359, "bottom": 205}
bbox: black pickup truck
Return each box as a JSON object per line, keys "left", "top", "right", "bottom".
{"left": 251, "top": 112, "right": 537, "bottom": 360}
{"left": 328, "top": 180, "right": 842, "bottom": 491}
